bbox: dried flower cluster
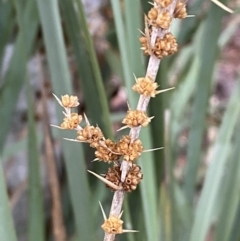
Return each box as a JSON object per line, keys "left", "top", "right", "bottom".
{"left": 140, "top": 0, "right": 187, "bottom": 59}
{"left": 122, "top": 109, "right": 152, "bottom": 127}
{"left": 77, "top": 125, "right": 104, "bottom": 148}
{"left": 105, "top": 165, "right": 143, "bottom": 192}
{"left": 101, "top": 216, "right": 123, "bottom": 234}
{"left": 53, "top": 0, "right": 186, "bottom": 238}
{"left": 174, "top": 1, "right": 187, "bottom": 19}
{"left": 132, "top": 75, "right": 160, "bottom": 97}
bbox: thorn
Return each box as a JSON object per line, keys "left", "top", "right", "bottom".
{"left": 126, "top": 101, "right": 131, "bottom": 111}
{"left": 99, "top": 201, "right": 107, "bottom": 221}
{"left": 149, "top": 116, "right": 155, "bottom": 121}
{"left": 211, "top": 0, "right": 233, "bottom": 13}
{"left": 148, "top": 1, "right": 154, "bottom": 6}
{"left": 50, "top": 124, "right": 63, "bottom": 129}
{"left": 186, "top": 15, "right": 195, "bottom": 18}
{"left": 133, "top": 73, "right": 138, "bottom": 83}
{"left": 137, "top": 28, "right": 145, "bottom": 36}
{"left": 52, "top": 93, "right": 64, "bottom": 107}
{"left": 122, "top": 229, "right": 139, "bottom": 233}
{"left": 117, "top": 125, "right": 129, "bottom": 132}
{"left": 143, "top": 147, "right": 164, "bottom": 153}
{"left": 87, "top": 170, "right": 122, "bottom": 190}
{"left": 156, "top": 87, "right": 175, "bottom": 95}
{"left": 63, "top": 138, "right": 84, "bottom": 143}
{"left": 84, "top": 113, "right": 90, "bottom": 126}
{"left": 119, "top": 210, "right": 124, "bottom": 219}
{"left": 92, "top": 158, "right": 100, "bottom": 162}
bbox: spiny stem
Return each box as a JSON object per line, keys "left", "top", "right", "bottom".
{"left": 104, "top": 1, "right": 178, "bottom": 240}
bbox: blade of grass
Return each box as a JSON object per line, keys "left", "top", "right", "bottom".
{"left": 27, "top": 76, "right": 44, "bottom": 241}
{"left": 71, "top": 0, "right": 113, "bottom": 138}
{"left": 0, "top": 159, "right": 17, "bottom": 241}
{"left": 184, "top": 2, "right": 228, "bottom": 204}
{"left": 0, "top": 0, "right": 39, "bottom": 152}
{"left": 13, "top": 0, "right": 44, "bottom": 239}
{"left": 189, "top": 78, "right": 240, "bottom": 241}
{"left": 139, "top": 126, "right": 159, "bottom": 241}
{"left": 0, "top": 1, "right": 14, "bottom": 71}
{"left": 213, "top": 115, "right": 240, "bottom": 241}
{"left": 123, "top": 0, "right": 145, "bottom": 76}
{"left": 36, "top": 0, "right": 95, "bottom": 240}
{"left": 110, "top": 0, "right": 138, "bottom": 106}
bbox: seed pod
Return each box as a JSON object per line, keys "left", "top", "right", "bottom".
{"left": 132, "top": 76, "right": 159, "bottom": 97}
{"left": 155, "top": 11, "right": 172, "bottom": 29}
{"left": 117, "top": 135, "right": 143, "bottom": 162}
{"left": 153, "top": 33, "right": 178, "bottom": 59}
{"left": 95, "top": 139, "right": 121, "bottom": 163}
{"left": 77, "top": 125, "right": 104, "bottom": 148}
{"left": 174, "top": 1, "right": 187, "bottom": 19}
{"left": 61, "top": 113, "right": 82, "bottom": 129}
{"left": 61, "top": 95, "right": 79, "bottom": 108}
{"left": 105, "top": 165, "right": 143, "bottom": 192}
{"left": 101, "top": 216, "right": 123, "bottom": 234}
{"left": 122, "top": 110, "right": 152, "bottom": 127}
{"left": 155, "top": 0, "right": 172, "bottom": 8}
{"left": 148, "top": 7, "right": 158, "bottom": 21}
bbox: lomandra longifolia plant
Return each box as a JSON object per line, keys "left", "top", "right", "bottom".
{"left": 52, "top": 0, "right": 187, "bottom": 240}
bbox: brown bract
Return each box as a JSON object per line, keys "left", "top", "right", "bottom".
{"left": 77, "top": 125, "right": 104, "bottom": 148}
{"left": 122, "top": 110, "right": 151, "bottom": 127}
{"left": 117, "top": 135, "right": 143, "bottom": 162}
{"left": 61, "top": 94, "right": 79, "bottom": 108}
{"left": 101, "top": 216, "right": 123, "bottom": 234}
{"left": 60, "top": 113, "right": 82, "bottom": 129}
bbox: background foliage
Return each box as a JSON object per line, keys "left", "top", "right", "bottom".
{"left": 0, "top": 0, "right": 240, "bottom": 240}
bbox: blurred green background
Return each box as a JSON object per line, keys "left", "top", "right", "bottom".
{"left": 0, "top": 0, "right": 240, "bottom": 240}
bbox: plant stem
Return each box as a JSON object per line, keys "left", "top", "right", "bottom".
{"left": 103, "top": 1, "right": 178, "bottom": 240}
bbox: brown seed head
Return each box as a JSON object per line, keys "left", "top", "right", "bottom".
{"left": 122, "top": 110, "right": 152, "bottom": 127}
{"left": 101, "top": 216, "right": 123, "bottom": 234}
{"left": 174, "top": 1, "right": 187, "bottom": 19}
{"left": 155, "top": 0, "right": 172, "bottom": 8}
{"left": 132, "top": 76, "right": 159, "bottom": 97}
{"left": 61, "top": 95, "right": 79, "bottom": 108}
{"left": 95, "top": 139, "right": 121, "bottom": 163}
{"left": 139, "top": 35, "right": 151, "bottom": 56}
{"left": 124, "top": 164, "right": 143, "bottom": 192}
{"left": 155, "top": 11, "right": 172, "bottom": 29}
{"left": 148, "top": 7, "right": 158, "bottom": 21}
{"left": 104, "top": 166, "right": 121, "bottom": 191}
{"left": 105, "top": 165, "right": 143, "bottom": 192}
{"left": 153, "top": 32, "right": 178, "bottom": 59}
{"left": 117, "top": 135, "right": 143, "bottom": 162}
{"left": 77, "top": 125, "right": 104, "bottom": 147}
{"left": 60, "top": 113, "right": 82, "bottom": 129}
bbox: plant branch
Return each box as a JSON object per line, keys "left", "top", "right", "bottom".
{"left": 104, "top": 1, "right": 178, "bottom": 240}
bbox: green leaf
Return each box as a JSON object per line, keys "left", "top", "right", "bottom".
{"left": 189, "top": 78, "right": 240, "bottom": 241}
{"left": 27, "top": 77, "right": 44, "bottom": 241}
{"left": 213, "top": 102, "right": 240, "bottom": 241}
{"left": 36, "top": 0, "right": 95, "bottom": 240}
{"left": 0, "top": 0, "right": 39, "bottom": 152}
{"left": 70, "top": 0, "right": 113, "bottom": 138}
{"left": 184, "top": 2, "right": 228, "bottom": 203}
